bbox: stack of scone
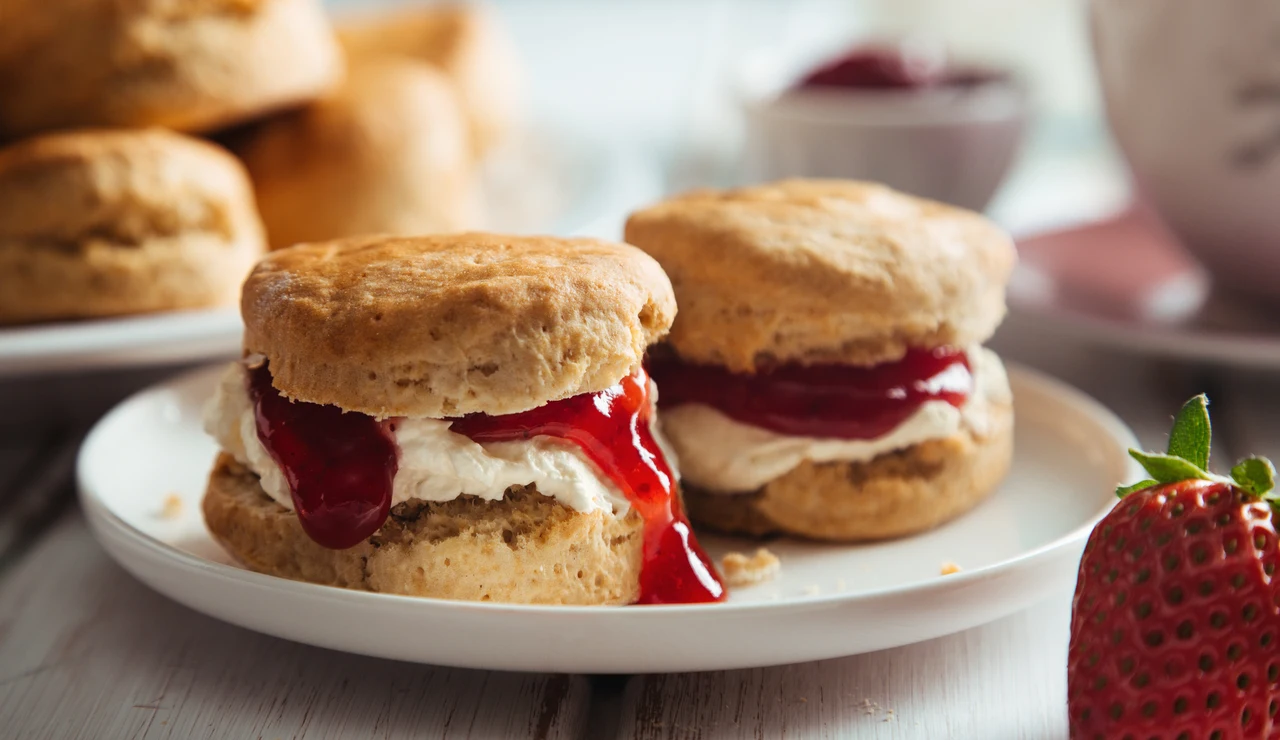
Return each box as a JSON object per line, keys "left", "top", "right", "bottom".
{"left": 203, "top": 233, "right": 724, "bottom": 606}
{"left": 0, "top": 1, "right": 521, "bottom": 323}
{"left": 625, "top": 179, "right": 1016, "bottom": 542}
{"left": 0, "top": 0, "right": 346, "bottom": 322}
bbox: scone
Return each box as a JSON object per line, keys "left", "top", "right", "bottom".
{"left": 0, "top": 0, "right": 342, "bottom": 139}
{"left": 226, "top": 58, "right": 477, "bottom": 249}
{"left": 202, "top": 233, "right": 725, "bottom": 605}
{"left": 625, "top": 179, "right": 1017, "bottom": 541}
{"left": 0, "top": 129, "right": 265, "bottom": 324}
{"left": 337, "top": 3, "right": 520, "bottom": 154}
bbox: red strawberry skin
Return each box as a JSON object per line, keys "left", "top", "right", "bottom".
{"left": 1068, "top": 479, "right": 1280, "bottom": 739}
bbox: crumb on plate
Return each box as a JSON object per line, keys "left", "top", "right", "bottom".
{"left": 940, "top": 561, "right": 962, "bottom": 576}
{"left": 720, "top": 547, "right": 781, "bottom": 587}
{"left": 158, "top": 493, "right": 183, "bottom": 520}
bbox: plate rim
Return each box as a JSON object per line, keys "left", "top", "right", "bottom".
{"left": 77, "top": 360, "right": 1140, "bottom": 618}
{"left": 0, "top": 307, "right": 243, "bottom": 378}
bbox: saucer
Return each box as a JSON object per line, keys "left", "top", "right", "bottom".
{"left": 1009, "top": 206, "right": 1280, "bottom": 368}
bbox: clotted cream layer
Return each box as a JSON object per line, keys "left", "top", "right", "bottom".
{"left": 203, "top": 362, "right": 636, "bottom": 516}
{"left": 660, "top": 347, "right": 1012, "bottom": 493}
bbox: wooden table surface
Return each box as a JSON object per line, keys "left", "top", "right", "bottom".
{"left": 1, "top": 315, "right": 1273, "bottom": 739}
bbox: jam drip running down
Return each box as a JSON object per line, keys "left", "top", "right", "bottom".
{"left": 249, "top": 362, "right": 724, "bottom": 605}
{"left": 649, "top": 347, "right": 973, "bottom": 440}
{"left": 249, "top": 363, "right": 399, "bottom": 550}
{"left": 450, "top": 367, "right": 725, "bottom": 605}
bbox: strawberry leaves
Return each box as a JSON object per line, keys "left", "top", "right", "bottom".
{"left": 1232, "top": 456, "right": 1276, "bottom": 497}
{"left": 1166, "top": 393, "right": 1211, "bottom": 469}
{"left": 1116, "top": 394, "right": 1276, "bottom": 500}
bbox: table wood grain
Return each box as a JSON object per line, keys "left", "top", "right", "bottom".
{"left": 0, "top": 515, "right": 591, "bottom": 740}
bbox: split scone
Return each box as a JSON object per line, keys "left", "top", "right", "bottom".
{"left": 0, "top": 0, "right": 342, "bottom": 139}
{"left": 625, "top": 179, "right": 1017, "bottom": 541}
{"left": 202, "top": 233, "right": 724, "bottom": 605}
{"left": 0, "top": 129, "right": 265, "bottom": 324}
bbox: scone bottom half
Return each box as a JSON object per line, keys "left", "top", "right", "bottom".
{"left": 649, "top": 344, "right": 1015, "bottom": 542}
{"left": 204, "top": 234, "right": 724, "bottom": 606}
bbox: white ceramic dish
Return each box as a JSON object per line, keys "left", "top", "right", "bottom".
{"left": 0, "top": 133, "right": 659, "bottom": 380}
{"left": 78, "top": 362, "right": 1138, "bottom": 673}
{"left": 738, "top": 49, "right": 1027, "bottom": 212}
{"left": 1091, "top": 0, "right": 1280, "bottom": 304}
{"left": 0, "top": 308, "right": 242, "bottom": 380}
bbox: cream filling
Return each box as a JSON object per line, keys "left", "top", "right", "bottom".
{"left": 659, "top": 347, "right": 1012, "bottom": 493}
{"left": 203, "top": 362, "right": 648, "bottom": 517}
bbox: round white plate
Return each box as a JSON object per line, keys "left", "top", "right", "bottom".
{"left": 1, "top": 134, "right": 660, "bottom": 380}
{"left": 79, "top": 363, "right": 1139, "bottom": 673}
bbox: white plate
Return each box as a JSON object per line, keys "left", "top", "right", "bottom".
{"left": 1, "top": 134, "right": 660, "bottom": 380}
{"left": 78, "top": 363, "right": 1139, "bottom": 673}
{"left": 0, "top": 308, "right": 243, "bottom": 379}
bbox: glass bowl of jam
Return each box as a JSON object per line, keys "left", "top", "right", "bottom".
{"left": 740, "top": 41, "right": 1028, "bottom": 212}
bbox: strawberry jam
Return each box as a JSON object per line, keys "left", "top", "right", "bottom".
{"left": 649, "top": 347, "right": 972, "bottom": 440}
{"left": 450, "top": 367, "right": 725, "bottom": 605}
{"left": 249, "top": 363, "right": 399, "bottom": 550}
{"left": 249, "top": 363, "right": 724, "bottom": 605}
{"left": 798, "top": 46, "right": 1003, "bottom": 91}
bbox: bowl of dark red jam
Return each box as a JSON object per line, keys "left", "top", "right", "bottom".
{"left": 740, "top": 41, "right": 1028, "bottom": 212}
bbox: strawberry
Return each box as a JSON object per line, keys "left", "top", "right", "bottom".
{"left": 1068, "top": 395, "right": 1280, "bottom": 740}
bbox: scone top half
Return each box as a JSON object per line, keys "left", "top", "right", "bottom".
{"left": 241, "top": 232, "right": 673, "bottom": 417}
{"left": 624, "top": 180, "right": 1017, "bottom": 541}
{"left": 205, "top": 233, "right": 725, "bottom": 606}
{"left": 624, "top": 179, "right": 1014, "bottom": 372}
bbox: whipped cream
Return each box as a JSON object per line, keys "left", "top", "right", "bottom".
{"left": 203, "top": 363, "right": 637, "bottom": 516}
{"left": 659, "top": 347, "right": 1012, "bottom": 493}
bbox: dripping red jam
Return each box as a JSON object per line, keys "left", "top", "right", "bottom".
{"left": 248, "top": 363, "right": 724, "bottom": 605}
{"left": 649, "top": 347, "right": 973, "bottom": 440}
{"left": 450, "top": 367, "right": 724, "bottom": 605}
{"left": 249, "top": 363, "right": 399, "bottom": 550}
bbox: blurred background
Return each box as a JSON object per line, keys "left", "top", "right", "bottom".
{"left": 355, "top": 0, "right": 1126, "bottom": 236}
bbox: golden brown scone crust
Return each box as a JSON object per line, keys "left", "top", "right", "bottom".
{"left": 0, "top": 0, "right": 343, "bottom": 138}
{"left": 242, "top": 233, "right": 676, "bottom": 417}
{"left": 684, "top": 402, "right": 1014, "bottom": 541}
{"left": 0, "top": 129, "right": 265, "bottom": 324}
{"left": 229, "top": 58, "right": 477, "bottom": 250}
{"left": 203, "top": 454, "right": 643, "bottom": 604}
{"left": 336, "top": 2, "right": 520, "bottom": 154}
{"left": 625, "top": 179, "right": 1016, "bottom": 372}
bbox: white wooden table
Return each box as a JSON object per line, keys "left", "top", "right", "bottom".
{"left": 1, "top": 315, "right": 1268, "bottom": 739}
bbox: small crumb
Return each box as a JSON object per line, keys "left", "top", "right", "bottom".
{"left": 940, "top": 561, "right": 962, "bottom": 576}
{"left": 158, "top": 494, "right": 183, "bottom": 520}
{"left": 720, "top": 548, "right": 781, "bottom": 587}
{"left": 801, "top": 584, "right": 821, "bottom": 596}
